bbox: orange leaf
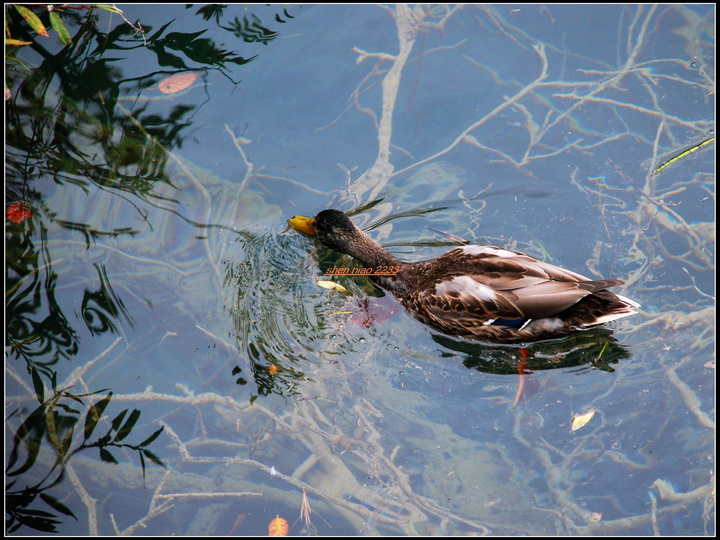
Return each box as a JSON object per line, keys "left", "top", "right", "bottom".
{"left": 6, "top": 39, "right": 34, "bottom": 47}
{"left": 158, "top": 72, "right": 198, "bottom": 94}
{"left": 269, "top": 364, "right": 278, "bottom": 376}
{"left": 7, "top": 202, "right": 33, "bottom": 224}
{"left": 268, "top": 515, "right": 288, "bottom": 536}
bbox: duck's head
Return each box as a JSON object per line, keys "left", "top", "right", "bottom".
{"left": 288, "top": 209, "right": 363, "bottom": 254}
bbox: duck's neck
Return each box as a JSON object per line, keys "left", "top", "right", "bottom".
{"left": 343, "top": 232, "right": 411, "bottom": 294}
{"left": 342, "top": 230, "right": 403, "bottom": 270}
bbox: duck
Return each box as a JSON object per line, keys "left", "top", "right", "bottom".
{"left": 288, "top": 209, "right": 639, "bottom": 344}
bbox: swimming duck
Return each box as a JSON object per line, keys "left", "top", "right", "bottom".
{"left": 288, "top": 209, "right": 639, "bottom": 344}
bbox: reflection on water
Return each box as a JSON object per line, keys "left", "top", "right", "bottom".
{"left": 6, "top": 4, "right": 293, "bottom": 534}
{"left": 434, "top": 329, "right": 630, "bottom": 375}
{"left": 5, "top": 4, "right": 714, "bottom": 536}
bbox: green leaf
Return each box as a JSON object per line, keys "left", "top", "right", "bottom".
{"left": 48, "top": 11, "right": 72, "bottom": 46}
{"left": 39, "top": 493, "right": 78, "bottom": 520}
{"left": 84, "top": 393, "right": 112, "bottom": 440}
{"left": 139, "top": 426, "right": 164, "bottom": 447}
{"left": 13, "top": 512, "right": 62, "bottom": 533}
{"left": 99, "top": 447, "right": 118, "bottom": 464}
{"left": 94, "top": 4, "right": 125, "bottom": 15}
{"left": 139, "top": 450, "right": 146, "bottom": 481}
{"left": 6, "top": 406, "right": 46, "bottom": 476}
{"left": 60, "top": 424, "right": 75, "bottom": 457}
{"left": 114, "top": 409, "right": 141, "bottom": 442}
{"left": 54, "top": 402, "right": 81, "bottom": 415}
{"left": 108, "top": 409, "right": 128, "bottom": 434}
{"left": 142, "top": 448, "right": 165, "bottom": 467}
{"left": 64, "top": 391, "right": 86, "bottom": 405}
{"left": 14, "top": 5, "right": 50, "bottom": 38}
{"left": 96, "top": 434, "right": 112, "bottom": 446}
{"left": 30, "top": 366, "right": 45, "bottom": 404}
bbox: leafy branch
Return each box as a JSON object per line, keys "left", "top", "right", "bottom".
{"left": 6, "top": 366, "right": 164, "bottom": 533}
{"left": 6, "top": 4, "right": 142, "bottom": 48}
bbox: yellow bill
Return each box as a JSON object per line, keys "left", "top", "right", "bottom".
{"left": 288, "top": 215, "right": 317, "bottom": 236}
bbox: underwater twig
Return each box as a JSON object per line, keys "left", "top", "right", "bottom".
{"left": 608, "top": 158, "right": 712, "bottom": 267}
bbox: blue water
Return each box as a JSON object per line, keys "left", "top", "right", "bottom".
{"left": 6, "top": 4, "right": 714, "bottom": 536}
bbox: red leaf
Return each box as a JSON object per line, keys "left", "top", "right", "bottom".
{"left": 7, "top": 202, "right": 33, "bottom": 224}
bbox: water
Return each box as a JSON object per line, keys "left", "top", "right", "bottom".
{"left": 6, "top": 4, "right": 714, "bottom": 535}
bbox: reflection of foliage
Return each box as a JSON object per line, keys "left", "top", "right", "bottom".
{"left": 6, "top": 475, "right": 75, "bottom": 534}
{"left": 6, "top": 367, "right": 164, "bottom": 534}
{"left": 6, "top": 5, "right": 292, "bottom": 533}
{"left": 5, "top": 4, "right": 293, "bottom": 370}
{"left": 192, "top": 3, "right": 293, "bottom": 45}
{"left": 219, "top": 13, "right": 279, "bottom": 45}
{"left": 148, "top": 26, "right": 258, "bottom": 69}
{"left": 81, "top": 264, "right": 135, "bottom": 335}
{"left": 5, "top": 2, "right": 284, "bottom": 208}
{"left": 6, "top": 224, "right": 79, "bottom": 378}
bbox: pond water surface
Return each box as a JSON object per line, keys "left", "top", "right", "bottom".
{"left": 6, "top": 4, "right": 714, "bottom": 536}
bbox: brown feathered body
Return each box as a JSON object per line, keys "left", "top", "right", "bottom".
{"left": 289, "top": 210, "right": 639, "bottom": 344}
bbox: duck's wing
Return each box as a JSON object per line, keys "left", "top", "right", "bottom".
{"left": 410, "top": 245, "right": 624, "bottom": 325}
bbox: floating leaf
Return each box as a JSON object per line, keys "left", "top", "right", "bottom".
{"left": 268, "top": 515, "right": 289, "bottom": 536}
{"left": 48, "top": 11, "right": 72, "bottom": 46}
{"left": 269, "top": 364, "right": 278, "bottom": 375}
{"left": 316, "top": 280, "right": 348, "bottom": 293}
{"left": 158, "top": 72, "right": 198, "bottom": 94}
{"left": 7, "top": 202, "right": 33, "bottom": 223}
{"left": 571, "top": 409, "right": 596, "bottom": 432}
{"left": 14, "top": 5, "right": 49, "bottom": 38}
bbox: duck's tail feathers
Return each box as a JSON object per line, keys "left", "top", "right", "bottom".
{"left": 583, "top": 293, "right": 640, "bottom": 326}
